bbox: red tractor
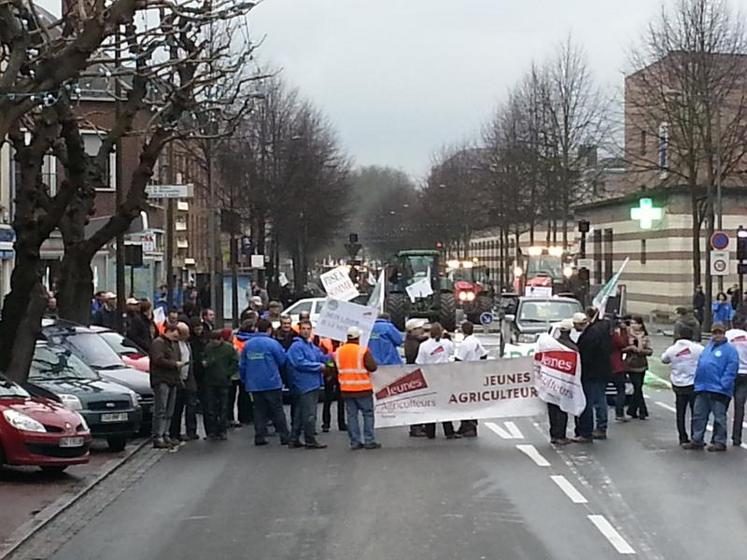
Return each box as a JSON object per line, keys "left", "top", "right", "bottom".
{"left": 447, "top": 259, "right": 494, "bottom": 323}
{"left": 512, "top": 246, "right": 576, "bottom": 295}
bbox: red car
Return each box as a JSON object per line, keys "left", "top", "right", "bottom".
{"left": 89, "top": 326, "right": 150, "bottom": 374}
{"left": 0, "top": 375, "right": 92, "bottom": 472}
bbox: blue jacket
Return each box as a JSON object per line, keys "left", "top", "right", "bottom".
{"left": 694, "top": 339, "right": 739, "bottom": 397}
{"left": 712, "top": 302, "right": 733, "bottom": 325}
{"left": 240, "top": 333, "right": 287, "bottom": 393}
{"left": 369, "top": 319, "right": 403, "bottom": 365}
{"left": 287, "top": 337, "right": 329, "bottom": 394}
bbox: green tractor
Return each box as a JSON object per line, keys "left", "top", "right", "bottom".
{"left": 384, "top": 250, "right": 457, "bottom": 332}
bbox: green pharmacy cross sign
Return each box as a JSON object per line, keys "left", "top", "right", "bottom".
{"left": 631, "top": 198, "right": 663, "bottom": 229}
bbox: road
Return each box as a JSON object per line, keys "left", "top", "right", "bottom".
{"left": 10, "top": 332, "right": 747, "bottom": 560}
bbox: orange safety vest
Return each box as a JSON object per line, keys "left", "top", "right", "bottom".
{"left": 233, "top": 336, "right": 245, "bottom": 355}
{"left": 335, "top": 343, "right": 373, "bottom": 393}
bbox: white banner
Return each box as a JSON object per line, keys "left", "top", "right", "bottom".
{"left": 315, "top": 298, "right": 377, "bottom": 348}
{"left": 321, "top": 266, "right": 360, "bottom": 302}
{"left": 533, "top": 333, "right": 585, "bottom": 416}
{"left": 373, "top": 357, "right": 544, "bottom": 428}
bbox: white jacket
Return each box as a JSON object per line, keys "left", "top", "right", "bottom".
{"left": 661, "top": 340, "right": 703, "bottom": 387}
{"left": 416, "top": 338, "right": 454, "bottom": 365}
{"left": 725, "top": 329, "right": 747, "bottom": 375}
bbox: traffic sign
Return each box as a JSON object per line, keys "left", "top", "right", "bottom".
{"left": 711, "top": 231, "right": 730, "bottom": 251}
{"left": 711, "top": 250, "right": 730, "bottom": 276}
{"left": 479, "top": 312, "right": 494, "bottom": 326}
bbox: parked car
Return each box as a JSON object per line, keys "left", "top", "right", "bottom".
{"left": 0, "top": 373, "right": 92, "bottom": 472}
{"left": 283, "top": 297, "right": 326, "bottom": 325}
{"left": 89, "top": 326, "right": 150, "bottom": 373}
{"left": 24, "top": 342, "right": 141, "bottom": 452}
{"left": 41, "top": 319, "right": 154, "bottom": 429}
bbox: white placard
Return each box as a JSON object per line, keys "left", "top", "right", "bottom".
{"left": 373, "top": 357, "right": 544, "bottom": 428}
{"left": 315, "top": 299, "right": 377, "bottom": 347}
{"left": 320, "top": 266, "right": 359, "bottom": 302}
{"left": 533, "top": 333, "right": 586, "bottom": 416}
{"left": 405, "top": 276, "right": 433, "bottom": 302}
{"left": 251, "top": 254, "right": 265, "bottom": 269}
{"left": 524, "top": 286, "right": 553, "bottom": 298}
{"left": 711, "top": 250, "right": 730, "bottom": 276}
{"left": 279, "top": 272, "right": 289, "bottom": 287}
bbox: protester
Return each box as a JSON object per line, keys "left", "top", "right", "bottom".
{"left": 240, "top": 301, "right": 262, "bottom": 324}
{"left": 92, "top": 292, "right": 118, "bottom": 329}
{"left": 725, "top": 317, "right": 747, "bottom": 446}
{"left": 416, "top": 322, "right": 460, "bottom": 440}
{"left": 154, "top": 284, "right": 169, "bottom": 314}
{"left": 712, "top": 292, "right": 733, "bottom": 327}
{"left": 369, "top": 313, "right": 403, "bottom": 365}
{"left": 624, "top": 315, "right": 652, "bottom": 420}
{"left": 188, "top": 317, "right": 210, "bottom": 436}
{"left": 575, "top": 309, "right": 611, "bottom": 442}
{"left": 287, "top": 320, "right": 330, "bottom": 449}
{"left": 201, "top": 308, "right": 216, "bottom": 333}
{"left": 149, "top": 323, "right": 184, "bottom": 449}
{"left": 693, "top": 285, "right": 706, "bottom": 326}
{"left": 169, "top": 322, "right": 199, "bottom": 442}
{"left": 240, "top": 319, "right": 290, "bottom": 446}
{"left": 247, "top": 281, "right": 269, "bottom": 308}
{"left": 661, "top": 325, "right": 703, "bottom": 446}
{"left": 44, "top": 293, "right": 59, "bottom": 319}
{"left": 91, "top": 291, "right": 106, "bottom": 318}
{"left": 202, "top": 329, "right": 239, "bottom": 441}
{"left": 320, "top": 337, "right": 346, "bottom": 433}
{"left": 728, "top": 283, "right": 741, "bottom": 310}
{"left": 546, "top": 319, "right": 578, "bottom": 445}
{"left": 683, "top": 322, "right": 738, "bottom": 451}
{"left": 405, "top": 318, "right": 428, "bottom": 437}
{"left": 264, "top": 301, "right": 283, "bottom": 326}
{"left": 571, "top": 312, "right": 587, "bottom": 343}
{"left": 336, "top": 326, "right": 380, "bottom": 450}
{"left": 293, "top": 310, "right": 312, "bottom": 333}
{"left": 127, "top": 299, "right": 153, "bottom": 352}
{"left": 610, "top": 318, "right": 629, "bottom": 422}
{"left": 275, "top": 315, "right": 296, "bottom": 351}
{"left": 228, "top": 323, "right": 253, "bottom": 427}
{"left": 454, "top": 321, "right": 488, "bottom": 437}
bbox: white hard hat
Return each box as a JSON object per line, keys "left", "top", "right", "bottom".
{"left": 347, "top": 326, "right": 362, "bottom": 339}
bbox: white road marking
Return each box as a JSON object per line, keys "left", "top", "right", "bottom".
{"left": 654, "top": 401, "right": 676, "bottom": 413}
{"left": 550, "top": 475, "right": 588, "bottom": 504}
{"left": 516, "top": 444, "right": 550, "bottom": 467}
{"left": 485, "top": 422, "right": 513, "bottom": 439}
{"left": 504, "top": 421, "right": 524, "bottom": 439}
{"left": 588, "top": 514, "right": 636, "bottom": 554}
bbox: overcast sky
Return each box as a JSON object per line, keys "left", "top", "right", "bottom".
{"left": 39, "top": 0, "right": 747, "bottom": 177}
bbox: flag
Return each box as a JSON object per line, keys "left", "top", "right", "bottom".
{"left": 367, "top": 269, "right": 386, "bottom": 312}
{"left": 592, "top": 257, "right": 629, "bottom": 315}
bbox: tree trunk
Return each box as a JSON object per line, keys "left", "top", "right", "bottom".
{"left": 5, "top": 282, "right": 48, "bottom": 383}
{"left": 690, "top": 188, "right": 702, "bottom": 293}
{"left": 56, "top": 249, "right": 96, "bottom": 325}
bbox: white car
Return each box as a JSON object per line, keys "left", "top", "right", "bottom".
{"left": 283, "top": 297, "right": 327, "bottom": 325}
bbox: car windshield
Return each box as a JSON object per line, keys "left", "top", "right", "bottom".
{"left": 518, "top": 300, "right": 581, "bottom": 323}
{"left": 403, "top": 256, "right": 435, "bottom": 278}
{"left": 0, "top": 374, "right": 31, "bottom": 398}
{"left": 98, "top": 332, "right": 145, "bottom": 356}
{"left": 526, "top": 256, "right": 562, "bottom": 279}
{"left": 289, "top": 301, "right": 313, "bottom": 315}
{"left": 46, "top": 332, "right": 123, "bottom": 369}
{"left": 30, "top": 345, "right": 100, "bottom": 381}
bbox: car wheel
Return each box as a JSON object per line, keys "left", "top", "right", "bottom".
{"left": 107, "top": 436, "right": 128, "bottom": 452}
{"left": 40, "top": 465, "right": 68, "bottom": 474}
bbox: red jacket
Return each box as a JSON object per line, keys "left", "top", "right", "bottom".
{"left": 610, "top": 329, "right": 628, "bottom": 375}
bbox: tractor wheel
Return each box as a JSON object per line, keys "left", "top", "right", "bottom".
{"left": 385, "top": 293, "right": 407, "bottom": 331}
{"left": 438, "top": 292, "right": 457, "bottom": 332}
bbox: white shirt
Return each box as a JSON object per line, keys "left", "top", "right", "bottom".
{"left": 725, "top": 329, "right": 747, "bottom": 374}
{"left": 177, "top": 340, "right": 191, "bottom": 382}
{"left": 416, "top": 338, "right": 454, "bottom": 365}
{"left": 455, "top": 334, "right": 488, "bottom": 362}
{"left": 661, "top": 340, "right": 703, "bottom": 387}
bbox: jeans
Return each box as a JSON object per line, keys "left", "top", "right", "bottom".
{"left": 252, "top": 389, "right": 289, "bottom": 444}
{"left": 227, "top": 379, "right": 253, "bottom": 424}
{"left": 547, "top": 403, "right": 568, "bottom": 440}
{"left": 612, "top": 377, "right": 626, "bottom": 418}
{"left": 205, "top": 385, "right": 230, "bottom": 436}
{"left": 152, "top": 383, "right": 178, "bottom": 438}
{"left": 732, "top": 375, "right": 747, "bottom": 444}
{"left": 673, "top": 385, "right": 695, "bottom": 443}
{"left": 627, "top": 372, "right": 648, "bottom": 418}
{"left": 169, "top": 389, "right": 198, "bottom": 438}
{"left": 576, "top": 380, "right": 607, "bottom": 437}
{"left": 344, "top": 395, "right": 376, "bottom": 446}
{"left": 691, "top": 391, "right": 730, "bottom": 446}
{"left": 322, "top": 379, "right": 346, "bottom": 430}
{"left": 291, "top": 390, "right": 320, "bottom": 444}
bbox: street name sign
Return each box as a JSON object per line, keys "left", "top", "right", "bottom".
{"left": 146, "top": 184, "right": 194, "bottom": 199}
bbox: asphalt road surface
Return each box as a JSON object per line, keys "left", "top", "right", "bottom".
{"left": 25, "top": 375, "right": 747, "bottom": 560}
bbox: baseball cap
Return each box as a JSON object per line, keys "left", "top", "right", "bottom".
{"left": 250, "top": 296, "right": 263, "bottom": 306}
{"left": 103, "top": 291, "right": 116, "bottom": 300}
{"left": 559, "top": 319, "right": 574, "bottom": 331}
{"left": 126, "top": 297, "right": 139, "bottom": 305}
{"left": 572, "top": 312, "right": 587, "bottom": 323}
{"left": 347, "top": 326, "right": 362, "bottom": 339}
{"left": 405, "top": 318, "right": 427, "bottom": 331}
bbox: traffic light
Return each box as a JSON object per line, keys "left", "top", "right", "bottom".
{"left": 738, "top": 226, "right": 747, "bottom": 261}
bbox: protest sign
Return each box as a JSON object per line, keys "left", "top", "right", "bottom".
{"left": 315, "top": 298, "right": 377, "bottom": 347}
{"left": 320, "top": 266, "right": 360, "bottom": 302}
{"left": 373, "top": 357, "right": 544, "bottom": 428}
{"left": 533, "top": 333, "right": 585, "bottom": 416}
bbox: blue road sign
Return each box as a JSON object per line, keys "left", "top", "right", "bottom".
{"left": 480, "top": 312, "right": 494, "bottom": 326}
{"left": 711, "top": 231, "right": 730, "bottom": 251}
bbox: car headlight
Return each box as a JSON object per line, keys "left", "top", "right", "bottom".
{"left": 563, "top": 266, "right": 574, "bottom": 278}
{"left": 466, "top": 292, "right": 475, "bottom": 302}
{"left": 517, "top": 333, "right": 538, "bottom": 344}
{"left": 2, "top": 409, "right": 46, "bottom": 433}
{"left": 458, "top": 291, "right": 468, "bottom": 301}
{"left": 76, "top": 413, "right": 90, "bottom": 432}
{"left": 128, "top": 391, "right": 141, "bottom": 408}
{"left": 59, "top": 394, "right": 83, "bottom": 411}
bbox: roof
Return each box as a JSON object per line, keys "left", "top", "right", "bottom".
{"left": 397, "top": 250, "right": 440, "bottom": 257}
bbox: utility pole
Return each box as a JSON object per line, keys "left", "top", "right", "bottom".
{"left": 166, "top": 143, "right": 175, "bottom": 310}
{"left": 114, "top": 27, "right": 125, "bottom": 332}
{"left": 207, "top": 129, "right": 218, "bottom": 322}
{"left": 716, "top": 107, "right": 723, "bottom": 294}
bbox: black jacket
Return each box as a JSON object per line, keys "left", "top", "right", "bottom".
{"left": 127, "top": 313, "right": 153, "bottom": 352}
{"left": 93, "top": 307, "right": 118, "bottom": 330}
{"left": 577, "top": 319, "right": 612, "bottom": 382}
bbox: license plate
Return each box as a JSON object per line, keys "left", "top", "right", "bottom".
{"left": 59, "top": 436, "right": 85, "bottom": 448}
{"left": 101, "top": 412, "right": 128, "bottom": 423}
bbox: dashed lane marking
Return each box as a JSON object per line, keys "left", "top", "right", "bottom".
{"left": 504, "top": 421, "right": 524, "bottom": 439}
{"left": 550, "top": 475, "right": 588, "bottom": 504}
{"left": 516, "top": 444, "right": 551, "bottom": 467}
{"left": 654, "top": 401, "right": 676, "bottom": 413}
{"left": 485, "top": 422, "right": 514, "bottom": 440}
{"left": 588, "top": 514, "right": 636, "bottom": 554}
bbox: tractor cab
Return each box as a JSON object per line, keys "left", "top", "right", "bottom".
{"left": 513, "top": 246, "right": 576, "bottom": 295}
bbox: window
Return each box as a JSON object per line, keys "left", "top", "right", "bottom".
{"left": 604, "top": 228, "right": 613, "bottom": 281}
{"left": 82, "top": 132, "right": 116, "bottom": 190}
{"left": 593, "top": 230, "right": 602, "bottom": 284}
{"left": 640, "top": 239, "right": 647, "bottom": 265}
{"left": 640, "top": 130, "right": 647, "bottom": 156}
{"left": 41, "top": 154, "right": 58, "bottom": 196}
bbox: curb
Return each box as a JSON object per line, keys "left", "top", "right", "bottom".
{"left": 0, "top": 438, "right": 149, "bottom": 560}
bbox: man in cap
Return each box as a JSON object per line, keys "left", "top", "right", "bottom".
{"left": 92, "top": 292, "right": 118, "bottom": 329}
{"left": 369, "top": 313, "right": 403, "bottom": 366}
{"left": 546, "top": 319, "right": 578, "bottom": 444}
{"left": 570, "top": 312, "right": 588, "bottom": 343}
{"left": 404, "top": 318, "right": 428, "bottom": 437}
{"left": 335, "top": 326, "right": 380, "bottom": 449}
{"left": 684, "top": 322, "right": 739, "bottom": 451}
{"left": 454, "top": 321, "right": 488, "bottom": 437}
